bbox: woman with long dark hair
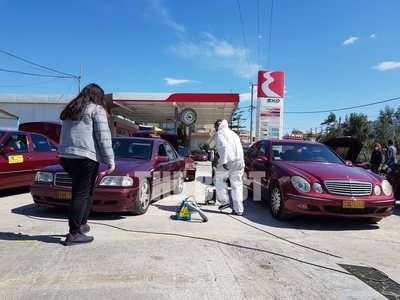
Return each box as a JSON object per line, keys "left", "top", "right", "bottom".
{"left": 58, "top": 83, "right": 115, "bottom": 246}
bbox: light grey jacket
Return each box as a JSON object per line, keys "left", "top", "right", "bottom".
{"left": 58, "top": 103, "right": 115, "bottom": 167}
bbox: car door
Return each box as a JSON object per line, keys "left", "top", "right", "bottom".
{"left": 0, "top": 132, "right": 36, "bottom": 189}
{"left": 163, "top": 141, "right": 182, "bottom": 191}
{"left": 28, "top": 133, "right": 59, "bottom": 170}
{"left": 244, "top": 141, "right": 270, "bottom": 201}
{"left": 152, "top": 142, "right": 171, "bottom": 197}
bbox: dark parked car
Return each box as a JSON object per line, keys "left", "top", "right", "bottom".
{"left": 30, "top": 137, "right": 185, "bottom": 215}
{"left": 178, "top": 146, "right": 196, "bottom": 181}
{"left": 243, "top": 139, "right": 395, "bottom": 222}
{"left": 0, "top": 130, "right": 59, "bottom": 190}
{"left": 193, "top": 150, "right": 208, "bottom": 161}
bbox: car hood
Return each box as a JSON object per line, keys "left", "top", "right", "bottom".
{"left": 98, "top": 158, "right": 151, "bottom": 174}
{"left": 280, "top": 161, "right": 381, "bottom": 183}
{"left": 323, "top": 136, "right": 363, "bottom": 163}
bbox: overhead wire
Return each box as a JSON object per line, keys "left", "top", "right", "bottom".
{"left": 0, "top": 49, "right": 78, "bottom": 79}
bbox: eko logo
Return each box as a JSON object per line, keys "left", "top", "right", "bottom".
{"left": 267, "top": 98, "right": 280, "bottom": 103}
{"left": 257, "top": 71, "right": 284, "bottom": 98}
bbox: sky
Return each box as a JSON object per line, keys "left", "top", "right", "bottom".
{"left": 1, "top": 0, "right": 400, "bottom": 134}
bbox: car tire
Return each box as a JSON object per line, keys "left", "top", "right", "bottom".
{"left": 131, "top": 179, "right": 151, "bottom": 215}
{"left": 172, "top": 171, "right": 184, "bottom": 195}
{"left": 269, "top": 183, "right": 292, "bottom": 220}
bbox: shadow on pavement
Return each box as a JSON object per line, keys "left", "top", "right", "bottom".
{"left": 0, "top": 231, "right": 63, "bottom": 244}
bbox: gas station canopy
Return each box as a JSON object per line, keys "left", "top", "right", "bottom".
{"left": 105, "top": 92, "right": 239, "bottom": 127}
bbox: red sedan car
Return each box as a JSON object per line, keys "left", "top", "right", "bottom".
{"left": 178, "top": 146, "right": 196, "bottom": 181}
{"left": 193, "top": 150, "right": 208, "bottom": 161}
{"left": 243, "top": 139, "right": 395, "bottom": 223}
{"left": 0, "top": 130, "right": 59, "bottom": 190}
{"left": 30, "top": 137, "right": 185, "bottom": 215}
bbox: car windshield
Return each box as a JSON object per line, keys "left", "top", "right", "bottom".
{"left": 0, "top": 131, "right": 5, "bottom": 139}
{"left": 112, "top": 139, "right": 152, "bottom": 160}
{"left": 271, "top": 142, "right": 343, "bottom": 163}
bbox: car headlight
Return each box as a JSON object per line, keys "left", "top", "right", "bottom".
{"left": 99, "top": 176, "right": 133, "bottom": 187}
{"left": 291, "top": 176, "right": 311, "bottom": 192}
{"left": 35, "top": 171, "right": 53, "bottom": 183}
{"left": 381, "top": 179, "right": 392, "bottom": 196}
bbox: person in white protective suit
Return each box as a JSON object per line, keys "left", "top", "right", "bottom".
{"left": 213, "top": 119, "right": 245, "bottom": 216}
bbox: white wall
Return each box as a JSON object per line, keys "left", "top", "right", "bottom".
{"left": 0, "top": 94, "right": 73, "bottom": 129}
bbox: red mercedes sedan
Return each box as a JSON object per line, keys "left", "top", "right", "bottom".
{"left": 243, "top": 139, "right": 395, "bottom": 223}
{"left": 30, "top": 137, "right": 185, "bottom": 215}
{"left": 0, "top": 130, "right": 59, "bottom": 190}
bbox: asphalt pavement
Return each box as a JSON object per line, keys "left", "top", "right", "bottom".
{"left": 1, "top": 161, "right": 400, "bottom": 300}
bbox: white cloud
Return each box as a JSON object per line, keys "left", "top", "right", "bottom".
{"left": 371, "top": 61, "right": 400, "bottom": 71}
{"left": 169, "top": 32, "right": 258, "bottom": 79}
{"left": 148, "top": 0, "right": 186, "bottom": 34}
{"left": 343, "top": 37, "right": 358, "bottom": 45}
{"left": 163, "top": 78, "right": 201, "bottom": 85}
{"left": 370, "top": 34, "right": 377, "bottom": 39}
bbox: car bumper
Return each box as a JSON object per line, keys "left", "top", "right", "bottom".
{"left": 282, "top": 193, "right": 396, "bottom": 218}
{"left": 184, "top": 169, "right": 196, "bottom": 181}
{"left": 30, "top": 184, "right": 139, "bottom": 213}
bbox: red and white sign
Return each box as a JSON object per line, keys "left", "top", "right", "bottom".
{"left": 257, "top": 71, "right": 285, "bottom": 98}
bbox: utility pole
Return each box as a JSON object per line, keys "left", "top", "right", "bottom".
{"left": 250, "top": 82, "right": 257, "bottom": 144}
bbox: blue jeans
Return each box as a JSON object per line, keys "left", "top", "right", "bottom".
{"left": 60, "top": 157, "right": 99, "bottom": 234}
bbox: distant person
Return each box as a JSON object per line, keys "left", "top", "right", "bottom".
{"left": 370, "top": 143, "right": 383, "bottom": 174}
{"left": 213, "top": 119, "right": 245, "bottom": 216}
{"left": 58, "top": 83, "right": 115, "bottom": 246}
{"left": 384, "top": 139, "right": 397, "bottom": 166}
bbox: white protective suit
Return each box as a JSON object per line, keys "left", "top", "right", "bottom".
{"left": 214, "top": 119, "right": 245, "bottom": 214}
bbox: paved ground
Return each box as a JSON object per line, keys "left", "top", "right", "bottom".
{"left": 1, "top": 161, "right": 400, "bottom": 300}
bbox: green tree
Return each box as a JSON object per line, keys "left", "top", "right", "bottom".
{"left": 374, "top": 105, "right": 397, "bottom": 147}
{"left": 318, "top": 112, "right": 340, "bottom": 141}
{"left": 229, "top": 106, "right": 246, "bottom": 135}
{"left": 342, "top": 113, "right": 371, "bottom": 142}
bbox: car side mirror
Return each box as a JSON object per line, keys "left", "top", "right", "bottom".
{"left": 345, "top": 160, "right": 353, "bottom": 166}
{"left": 0, "top": 146, "right": 15, "bottom": 153}
{"left": 157, "top": 156, "right": 169, "bottom": 162}
{"left": 255, "top": 156, "right": 268, "bottom": 163}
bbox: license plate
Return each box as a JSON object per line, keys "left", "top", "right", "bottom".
{"left": 59, "top": 191, "right": 72, "bottom": 199}
{"left": 342, "top": 201, "right": 365, "bottom": 209}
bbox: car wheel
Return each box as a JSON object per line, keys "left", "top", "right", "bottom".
{"left": 131, "top": 179, "right": 151, "bottom": 215}
{"left": 172, "top": 171, "right": 184, "bottom": 194}
{"left": 269, "top": 183, "right": 292, "bottom": 220}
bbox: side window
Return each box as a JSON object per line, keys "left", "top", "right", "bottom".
{"left": 257, "top": 143, "right": 267, "bottom": 157}
{"left": 247, "top": 145, "right": 259, "bottom": 159}
{"left": 165, "top": 143, "right": 177, "bottom": 160}
{"left": 31, "top": 134, "right": 53, "bottom": 152}
{"left": 5, "top": 134, "right": 28, "bottom": 152}
{"left": 158, "top": 144, "right": 167, "bottom": 156}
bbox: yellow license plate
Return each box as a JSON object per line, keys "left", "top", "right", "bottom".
{"left": 59, "top": 191, "right": 72, "bottom": 199}
{"left": 342, "top": 201, "right": 365, "bottom": 209}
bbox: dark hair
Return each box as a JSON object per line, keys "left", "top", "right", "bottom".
{"left": 60, "top": 83, "right": 105, "bottom": 121}
{"left": 214, "top": 119, "right": 222, "bottom": 127}
{"left": 388, "top": 139, "right": 394, "bottom": 145}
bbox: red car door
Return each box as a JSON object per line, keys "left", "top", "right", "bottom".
{"left": 28, "top": 133, "right": 59, "bottom": 171}
{"left": 0, "top": 133, "right": 37, "bottom": 189}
